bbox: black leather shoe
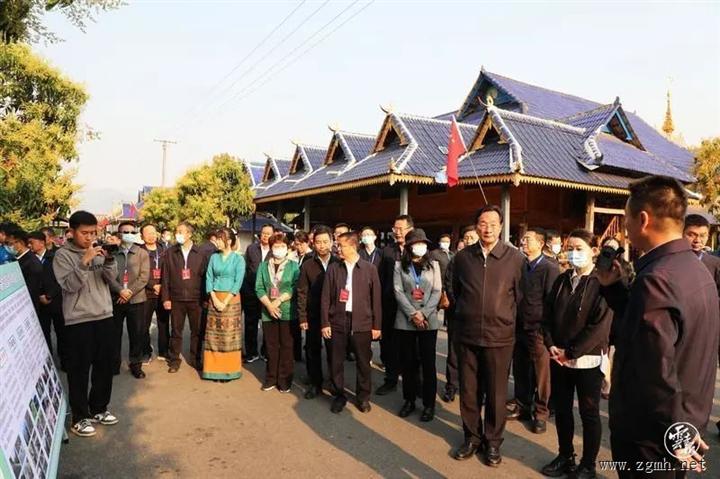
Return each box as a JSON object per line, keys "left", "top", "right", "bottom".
{"left": 576, "top": 464, "right": 597, "bottom": 479}
{"left": 398, "top": 401, "right": 416, "bottom": 418}
{"left": 375, "top": 382, "right": 397, "bottom": 396}
{"left": 420, "top": 407, "right": 434, "bottom": 422}
{"left": 532, "top": 419, "right": 547, "bottom": 434}
{"left": 506, "top": 401, "right": 521, "bottom": 420}
{"left": 168, "top": 365, "right": 179, "bottom": 374}
{"left": 304, "top": 386, "right": 321, "bottom": 400}
{"left": 441, "top": 388, "right": 456, "bottom": 403}
{"left": 452, "top": 441, "right": 478, "bottom": 461}
{"left": 130, "top": 367, "right": 146, "bottom": 379}
{"left": 330, "top": 396, "right": 346, "bottom": 414}
{"left": 541, "top": 454, "right": 577, "bottom": 477}
{"left": 356, "top": 401, "right": 371, "bottom": 413}
{"left": 483, "top": 446, "right": 502, "bottom": 467}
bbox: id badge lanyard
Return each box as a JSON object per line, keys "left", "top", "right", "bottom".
{"left": 152, "top": 252, "right": 161, "bottom": 280}
{"left": 122, "top": 251, "right": 129, "bottom": 289}
{"left": 409, "top": 265, "right": 424, "bottom": 300}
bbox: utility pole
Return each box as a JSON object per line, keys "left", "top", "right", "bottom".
{"left": 153, "top": 139, "right": 177, "bottom": 187}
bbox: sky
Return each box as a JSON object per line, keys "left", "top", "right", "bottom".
{"left": 36, "top": 0, "right": 720, "bottom": 213}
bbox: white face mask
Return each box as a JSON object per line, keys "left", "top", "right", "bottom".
{"left": 175, "top": 233, "right": 186, "bottom": 245}
{"left": 361, "top": 235, "right": 376, "bottom": 246}
{"left": 439, "top": 241, "right": 450, "bottom": 251}
{"left": 551, "top": 244, "right": 562, "bottom": 255}
{"left": 272, "top": 247, "right": 288, "bottom": 259}
{"left": 411, "top": 243, "right": 428, "bottom": 257}
{"left": 121, "top": 233, "right": 136, "bottom": 245}
{"left": 567, "top": 250, "right": 589, "bottom": 269}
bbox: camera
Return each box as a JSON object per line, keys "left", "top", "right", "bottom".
{"left": 596, "top": 245, "right": 624, "bottom": 272}
{"left": 93, "top": 241, "right": 119, "bottom": 254}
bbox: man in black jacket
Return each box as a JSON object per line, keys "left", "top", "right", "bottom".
{"left": 241, "top": 223, "right": 274, "bottom": 363}
{"left": 376, "top": 214, "right": 414, "bottom": 395}
{"left": 7, "top": 228, "right": 44, "bottom": 314}
{"left": 507, "top": 227, "right": 559, "bottom": 434}
{"left": 140, "top": 224, "right": 170, "bottom": 362}
{"left": 297, "top": 225, "right": 339, "bottom": 399}
{"left": 160, "top": 222, "right": 209, "bottom": 373}
{"left": 598, "top": 176, "right": 719, "bottom": 477}
{"left": 321, "top": 232, "right": 382, "bottom": 414}
{"left": 358, "top": 226, "right": 382, "bottom": 269}
{"left": 451, "top": 206, "right": 525, "bottom": 467}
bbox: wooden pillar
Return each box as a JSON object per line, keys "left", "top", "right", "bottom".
{"left": 501, "top": 184, "right": 511, "bottom": 242}
{"left": 585, "top": 193, "right": 595, "bottom": 233}
{"left": 399, "top": 185, "right": 409, "bottom": 215}
{"left": 303, "top": 197, "right": 310, "bottom": 232}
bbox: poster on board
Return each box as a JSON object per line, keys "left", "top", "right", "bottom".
{"left": 0, "top": 262, "right": 65, "bottom": 479}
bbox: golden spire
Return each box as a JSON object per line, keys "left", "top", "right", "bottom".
{"left": 661, "top": 90, "right": 674, "bottom": 137}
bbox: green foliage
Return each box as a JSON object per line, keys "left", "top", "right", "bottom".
{"left": 692, "top": 137, "right": 720, "bottom": 217}
{"left": 0, "top": 43, "right": 87, "bottom": 230}
{"left": 1, "top": 0, "right": 123, "bottom": 44}
{"left": 140, "top": 154, "right": 255, "bottom": 237}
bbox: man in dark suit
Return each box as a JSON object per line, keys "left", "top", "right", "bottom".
{"left": 294, "top": 230, "right": 314, "bottom": 268}
{"left": 359, "top": 226, "right": 382, "bottom": 269}
{"left": 321, "top": 232, "right": 382, "bottom": 414}
{"left": 430, "top": 233, "right": 453, "bottom": 279}
{"left": 376, "top": 215, "right": 414, "bottom": 395}
{"left": 241, "top": 223, "right": 274, "bottom": 363}
{"left": 297, "top": 225, "right": 339, "bottom": 399}
{"left": 6, "top": 229, "right": 44, "bottom": 313}
{"left": 598, "top": 176, "right": 719, "bottom": 477}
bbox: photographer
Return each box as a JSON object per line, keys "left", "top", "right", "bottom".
{"left": 53, "top": 211, "right": 119, "bottom": 438}
{"left": 597, "top": 176, "right": 719, "bottom": 476}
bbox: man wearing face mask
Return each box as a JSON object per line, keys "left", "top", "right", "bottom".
{"left": 544, "top": 230, "right": 570, "bottom": 273}
{"left": 431, "top": 234, "right": 454, "bottom": 278}
{"left": 161, "top": 222, "right": 209, "bottom": 373}
{"left": 597, "top": 176, "right": 719, "bottom": 476}
{"left": 359, "top": 226, "right": 381, "bottom": 269}
{"left": 5, "top": 229, "right": 44, "bottom": 314}
{"left": 0, "top": 222, "right": 19, "bottom": 265}
{"left": 107, "top": 222, "right": 150, "bottom": 379}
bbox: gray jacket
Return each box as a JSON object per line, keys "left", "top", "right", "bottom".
{"left": 393, "top": 260, "right": 442, "bottom": 330}
{"left": 53, "top": 241, "right": 117, "bottom": 326}
{"left": 109, "top": 244, "right": 149, "bottom": 304}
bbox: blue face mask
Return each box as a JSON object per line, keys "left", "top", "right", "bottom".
{"left": 121, "top": 233, "right": 136, "bottom": 245}
{"left": 567, "top": 250, "right": 589, "bottom": 269}
{"left": 5, "top": 245, "right": 17, "bottom": 257}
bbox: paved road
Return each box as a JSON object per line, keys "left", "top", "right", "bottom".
{"left": 58, "top": 327, "right": 720, "bottom": 478}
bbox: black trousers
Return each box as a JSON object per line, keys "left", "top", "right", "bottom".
{"left": 610, "top": 434, "right": 687, "bottom": 479}
{"left": 397, "top": 329, "right": 438, "bottom": 408}
{"left": 38, "top": 302, "right": 66, "bottom": 367}
{"left": 444, "top": 312, "right": 459, "bottom": 392}
{"left": 262, "top": 321, "right": 294, "bottom": 389}
{"left": 380, "top": 303, "right": 399, "bottom": 384}
{"left": 64, "top": 317, "right": 114, "bottom": 424}
{"left": 243, "top": 294, "right": 263, "bottom": 357}
{"left": 305, "top": 317, "right": 332, "bottom": 388}
{"left": 169, "top": 300, "right": 203, "bottom": 369}
{"left": 112, "top": 301, "right": 146, "bottom": 371}
{"left": 290, "top": 316, "right": 302, "bottom": 361}
{"left": 458, "top": 342, "right": 513, "bottom": 448}
{"left": 330, "top": 320, "right": 373, "bottom": 403}
{"left": 512, "top": 329, "right": 551, "bottom": 420}
{"left": 551, "top": 363, "right": 603, "bottom": 466}
{"left": 143, "top": 297, "right": 170, "bottom": 358}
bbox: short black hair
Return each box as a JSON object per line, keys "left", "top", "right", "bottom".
{"left": 627, "top": 175, "right": 687, "bottom": 225}
{"left": 118, "top": 221, "right": 136, "bottom": 231}
{"left": 140, "top": 223, "right": 157, "bottom": 235}
{"left": 439, "top": 233, "right": 452, "bottom": 241}
{"left": 338, "top": 231, "right": 359, "bottom": 247}
{"left": 206, "top": 230, "right": 218, "bottom": 240}
{"left": 28, "top": 231, "right": 46, "bottom": 242}
{"left": 334, "top": 222, "right": 351, "bottom": 232}
{"left": 394, "top": 215, "right": 414, "bottom": 228}
{"left": 312, "top": 225, "right": 333, "bottom": 241}
{"left": 474, "top": 205, "right": 503, "bottom": 225}
{"left": 294, "top": 230, "right": 310, "bottom": 243}
{"left": 259, "top": 223, "right": 274, "bottom": 233}
{"left": 568, "top": 229, "right": 595, "bottom": 248}
{"left": 69, "top": 211, "right": 98, "bottom": 229}
{"left": 360, "top": 226, "right": 376, "bottom": 235}
{"left": 7, "top": 229, "right": 29, "bottom": 243}
{"left": 684, "top": 214, "right": 710, "bottom": 230}
{"left": 525, "top": 227, "right": 546, "bottom": 243}
{"left": 177, "top": 221, "right": 194, "bottom": 233}
{"left": 545, "top": 229, "right": 561, "bottom": 240}
{"left": 0, "top": 222, "right": 20, "bottom": 234}
{"left": 461, "top": 225, "right": 476, "bottom": 236}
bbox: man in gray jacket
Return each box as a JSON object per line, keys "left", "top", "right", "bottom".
{"left": 108, "top": 221, "right": 150, "bottom": 379}
{"left": 53, "top": 211, "right": 119, "bottom": 438}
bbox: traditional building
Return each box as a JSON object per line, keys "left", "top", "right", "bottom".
{"left": 252, "top": 68, "right": 697, "bottom": 246}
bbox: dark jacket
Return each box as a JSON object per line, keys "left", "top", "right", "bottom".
{"left": 198, "top": 240, "right": 218, "bottom": 259}
{"left": 297, "top": 251, "right": 315, "bottom": 269}
{"left": 542, "top": 269, "right": 612, "bottom": 359}
{"left": 430, "top": 248, "right": 454, "bottom": 281}
{"left": 160, "top": 243, "right": 208, "bottom": 302}
{"left": 379, "top": 244, "right": 403, "bottom": 308}
{"left": 601, "top": 239, "right": 720, "bottom": 442}
{"left": 700, "top": 251, "right": 720, "bottom": 296}
{"left": 108, "top": 244, "right": 150, "bottom": 304}
{"left": 518, "top": 255, "right": 560, "bottom": 331}
{"left": 38, "top": 249, "right": 62, "bottom": 310}
{"left": 296, "top": 254, "right": 340, "bottom": 327}
{"left": 241, "top": 242, "right": 269, "bottom": 296}
{"left": 451, "top": 241, "right": 525, "bottom": 347}
{"left": 141, "top": 244, "right": 166, "bottom": 300}
{"left": 359, "top": 247, "right": 382, "bottom": 269}
{"left": 321, "top": 258, "right": 382, "bottom": 333}
{"left": 18, "top": 251, "right": 43, "bottom": 310}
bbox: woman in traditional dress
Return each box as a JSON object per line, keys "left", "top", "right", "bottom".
{"left": 202, "top": 227, "right": 246, "bottom": 381}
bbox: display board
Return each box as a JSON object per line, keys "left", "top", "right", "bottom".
{"left": 0, "top": 262, "right": 65, "bottom": 479}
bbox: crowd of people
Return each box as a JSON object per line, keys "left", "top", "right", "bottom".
{"left": 1, "top": 174, "right": 719, "bottom": 478}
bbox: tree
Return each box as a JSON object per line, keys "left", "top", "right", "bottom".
{"left": 1, "top": 0, "right": 123, "bottom": 44}
{"left": 140, "top": 154, "right": 255, "bottom": 237}
{"left": 692, "top": 137, "right": 720, "bottom": 217}
{"left": 0, "top": 43, "right": 88, "bottom": 230}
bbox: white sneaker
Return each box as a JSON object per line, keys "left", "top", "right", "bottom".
{"left": 261, "top": 384, "right": 276, "bottom": 391}
{"left": 278, "top": 386, "right": 291, "bottom": 393}
{"left": 71, "top": 419, "right": 96, "bottom": 437}
{"left": 91, "top": 411, "right": 119, "bottom": 426}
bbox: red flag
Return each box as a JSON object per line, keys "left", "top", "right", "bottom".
{"left": 446, "top": 116, "right": 466, "bottom": 187}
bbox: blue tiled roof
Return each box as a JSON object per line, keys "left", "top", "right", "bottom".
{"left": 342, "top": 133, "right": 376, "bottom": 162}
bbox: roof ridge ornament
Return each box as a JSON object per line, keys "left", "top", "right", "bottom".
{"left": 380, "top": 103, "right": 394, "bottom": 114}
